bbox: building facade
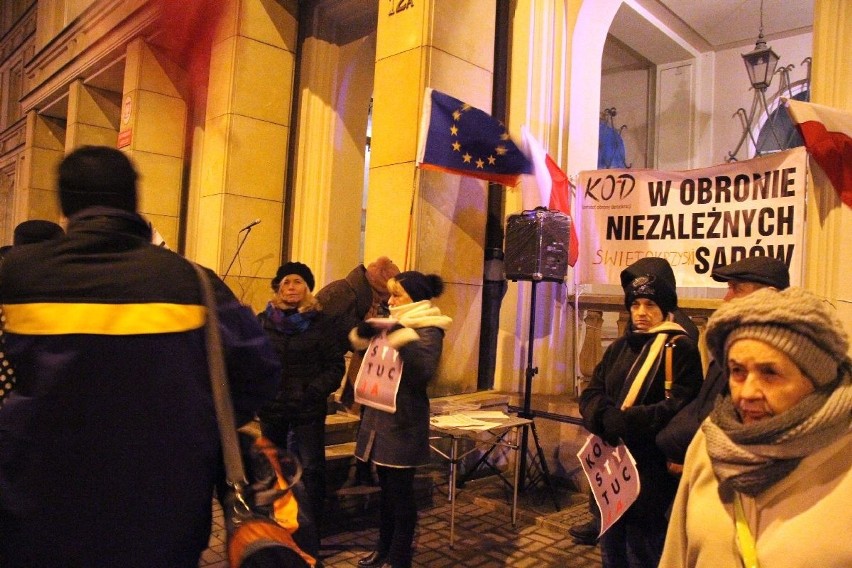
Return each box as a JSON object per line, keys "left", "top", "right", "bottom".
{"left": 1, "top": 0, "right": 850, "bottom": 412}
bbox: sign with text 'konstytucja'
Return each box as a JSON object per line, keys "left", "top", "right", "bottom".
{"left": 577, "top": 146, "right": 807, "bottom": 287}
{"left": 354, "top": 331, "right": 403, "bottom": 414}
{"left": 577, "top": 434, "right": 640, "bottom": 537}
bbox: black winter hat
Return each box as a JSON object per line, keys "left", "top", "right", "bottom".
{"left": 13, "top": 220, "right": 64, "bottom": 246}
{"left": 395, "top": 271, "right": 445, "bottom": 302}
{"left": 711, "top": 255, "right": 790, "bottom": 289}
{"left": 620, "top": 257, "right": 678, "bottom": 314}
{"left": 58, "top": 146, "right": 138, "bottom": 216}
{"left": 272, "top": 262, "right": 315, "bottom": 291}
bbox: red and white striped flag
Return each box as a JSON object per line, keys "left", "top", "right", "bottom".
{"left": 785, "top": 99, "right": 852, "bottom": 208}
{"left": 520, "top": 128, "right": 580, "bottom": 267}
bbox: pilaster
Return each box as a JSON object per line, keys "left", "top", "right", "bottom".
{"left": 18, "top": 109, "right": 64, "bottom": 222}
{"left": 66, "top": 79, "right": 120, "bottom": 149}
{"left": 806, "top": 0, "right": 852, "bottom": 338}
{"left": 119, "top": 38, "right": 186, "bottom": 249}
{"left": 368, "top": 0, "right": 495, "bottom": 393}
{"left": 195, "top": 0, "right": 298, "bottom": 310}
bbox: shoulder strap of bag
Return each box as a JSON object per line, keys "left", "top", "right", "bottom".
{"left": 734, "top": 493, "right": 760, "bottom": 568}
{"left": 190, "top": 262, "right": 248, "bottom": 492}
{"left": 664, "top": 334, "right": 685, "bottom": 399}
{"left": 620, "top": 332, "right": 669, "bottom": 409}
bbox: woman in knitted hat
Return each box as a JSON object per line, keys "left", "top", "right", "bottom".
{"left": 580, "top": 258, "right": 703, "bottom": 567}
{"left": 660, "top": 287, "right": 852, "bottom": 567}
{"left": 256, "top": 261, "right": 348, "bottom": 552}
{"left": 350, "top": 271, "right": 452, "bottom": 568}
{"left": 315, "top": 257, "right": 401, "bottom": 408}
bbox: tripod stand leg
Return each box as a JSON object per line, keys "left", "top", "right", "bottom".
{"left": 525, "top": 420, "right": 561, "bottom": 511}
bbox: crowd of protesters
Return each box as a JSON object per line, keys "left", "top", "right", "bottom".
{"left": 2, "top": 145, "right": 849, "bottom": 568}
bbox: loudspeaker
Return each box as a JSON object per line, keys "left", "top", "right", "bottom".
{"left": 504, "top": 208, "right": 571, "bottom": 282}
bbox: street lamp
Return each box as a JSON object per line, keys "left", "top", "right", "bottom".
{"left": 726, "top": 0, "right": 784, "bottom": 161}
{"left": 741, "top": 2, "right": 780, "bottom": 91}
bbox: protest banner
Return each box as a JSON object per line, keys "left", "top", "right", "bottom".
{"left": 354, "top": 328, "right": 404, "bottom": 414}
{"left": 576, "top": 147, "right": 807, "bottom": 287}
{"left": 576, "top": 433, "right": 640, "bottom": 536}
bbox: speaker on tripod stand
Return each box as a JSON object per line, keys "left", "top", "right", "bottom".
{"left": 505, "top": 207, "right": 571, "bottom": 284}
{"left": 503, "top": 207, "right": 568, "bottom": 509}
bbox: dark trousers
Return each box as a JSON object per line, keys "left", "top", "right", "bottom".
{"left": 376, "top": 465, "right": 417, "bottom": 568}
{"left": 260, "top": 417, "right": 327, "bottom": 531}
{"left": 588, "top": 486, "right": 601, "bottom": 528}
{"left": 599, "top": 507, "right": 667, "bottom": 568}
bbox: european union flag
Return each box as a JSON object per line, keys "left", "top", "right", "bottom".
{"left": 416, "top": 88, "right": 532, "bottom": 186}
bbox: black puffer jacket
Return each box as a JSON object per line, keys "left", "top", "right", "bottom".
{"left": 257, "top": 308, "right": 347, "bottom": 423}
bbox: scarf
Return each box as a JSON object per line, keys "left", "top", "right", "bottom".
{"left": 703, "top": 364, "right": 852, "bottom": 496}
{"left": 389, "top": 300, "right": 452, "bottom": 331}
{"left": 618, "top": 321, "right": 686, "bottom": 407}
{"left": 264, "top": 302, "right": 317, "bottom": 335}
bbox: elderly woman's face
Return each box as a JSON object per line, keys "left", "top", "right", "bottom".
{"left": 276, "top": 274, "right": 308, "bottom": 308}
{"left": 727, "top": 338, "right": 815, "bottom": 424}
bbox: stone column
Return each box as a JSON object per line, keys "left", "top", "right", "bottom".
{"left": 194, "top": 0, "right": 297, "bottom": 309}
{"left": 367, "top": 0, "right": 496, "bottom": 393}
{"left": 18, "top": 110, "right": 65, "bottom": 221}
{"left": 119, "top": 38, "right": 187, "bottom": 249}
{"left": 66, "top": 79, "right": 120, "bottom": 150}
{"left": 806, "top": 0, "right": 852, "bottom": 332}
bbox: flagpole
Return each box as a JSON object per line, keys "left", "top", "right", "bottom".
{"left": 403, "top": 166, "right": 419, "bottom": 270}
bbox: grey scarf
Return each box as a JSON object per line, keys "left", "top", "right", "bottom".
{"left": 702, "top": 364, "right": 852, "bottom": 496}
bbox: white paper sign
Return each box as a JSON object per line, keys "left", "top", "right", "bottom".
{"left": 354, "top": 330, "right": 403, "bottom": 414}
{"left": 576, "top": 433, "right": 641, "bottom": 537}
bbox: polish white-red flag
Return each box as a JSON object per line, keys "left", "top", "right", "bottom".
{"left": 521, "top": 127, "right": 580, "bottom": 266}
{"left": 785, "top": 99, "right": 852, "bottom": 208}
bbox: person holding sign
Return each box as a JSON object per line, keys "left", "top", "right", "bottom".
{"left": 579, "top": 258, "right": 702, "bottom": 568}
{"left": 660, "top": 288, "right": 852, "bottom": 568}
{"left": 350, "top": 271, "right": 452, "bottom": 568}
{"left": 570, "top": 257, "right": 701, "bottom": 546}
{"left": 256, "top": 262, "right": 348, "bottom": 545}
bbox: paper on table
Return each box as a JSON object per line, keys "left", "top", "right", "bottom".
{"left": 430, "top": 411, "right": 510, "bottom": 431}
{"left": 430, "top": 414, "right": 491, "bottom": 430}
{"left": 461, "top": 410, "right": 510, "bottom": 420}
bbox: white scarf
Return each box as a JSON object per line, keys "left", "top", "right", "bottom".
{"left": 389, "top": 300, "right": 452, "bottom": 330}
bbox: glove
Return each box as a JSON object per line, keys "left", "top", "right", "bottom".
{"left": 356, "top": 321, "right": 380, "bottom": 339}
{"left": 623, "top": 406, "right": 652, "bottom": 433}
{"left": 601, "top": 407, "right": 627, "bottom": 446}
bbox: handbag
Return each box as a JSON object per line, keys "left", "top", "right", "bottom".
{"left": 192, "top": 262, "right": 317, "bottom": 568}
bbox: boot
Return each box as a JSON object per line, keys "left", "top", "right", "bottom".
{"left": 568, "top": 518, "right": 600, "bottom": 545}
{"left": 357, "top": 550, "right": 388, "bottom": 568}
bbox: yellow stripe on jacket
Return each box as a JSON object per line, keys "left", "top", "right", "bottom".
{"left": 2, "top": 303, "right": 206, "bottom": 335}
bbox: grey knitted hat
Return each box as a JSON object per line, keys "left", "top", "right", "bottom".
{"left": 706, "top": 287, "right": 849, "bottom": 387}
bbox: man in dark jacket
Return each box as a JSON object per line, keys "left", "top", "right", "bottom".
{"left": 655, "top": 254, "right": 790, "bottom": 467}
{"left": 315, "top": 257, "right": 400, "bottom": 409}
{"left": 0, "top": 146, "right": 281, "bottom": 568}
{"left": 316, "top": 258, "right": 400, "bottom": 489}
{"left": 0, "top": 220, "right": 65, "bottom": 409}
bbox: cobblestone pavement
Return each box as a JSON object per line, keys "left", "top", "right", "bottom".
{"left": 200, "top": 470, "right": 602, "bottom": 568}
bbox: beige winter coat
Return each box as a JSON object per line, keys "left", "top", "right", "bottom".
{"left": 660, "top": 427, "right": 852, "bottom": 567}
